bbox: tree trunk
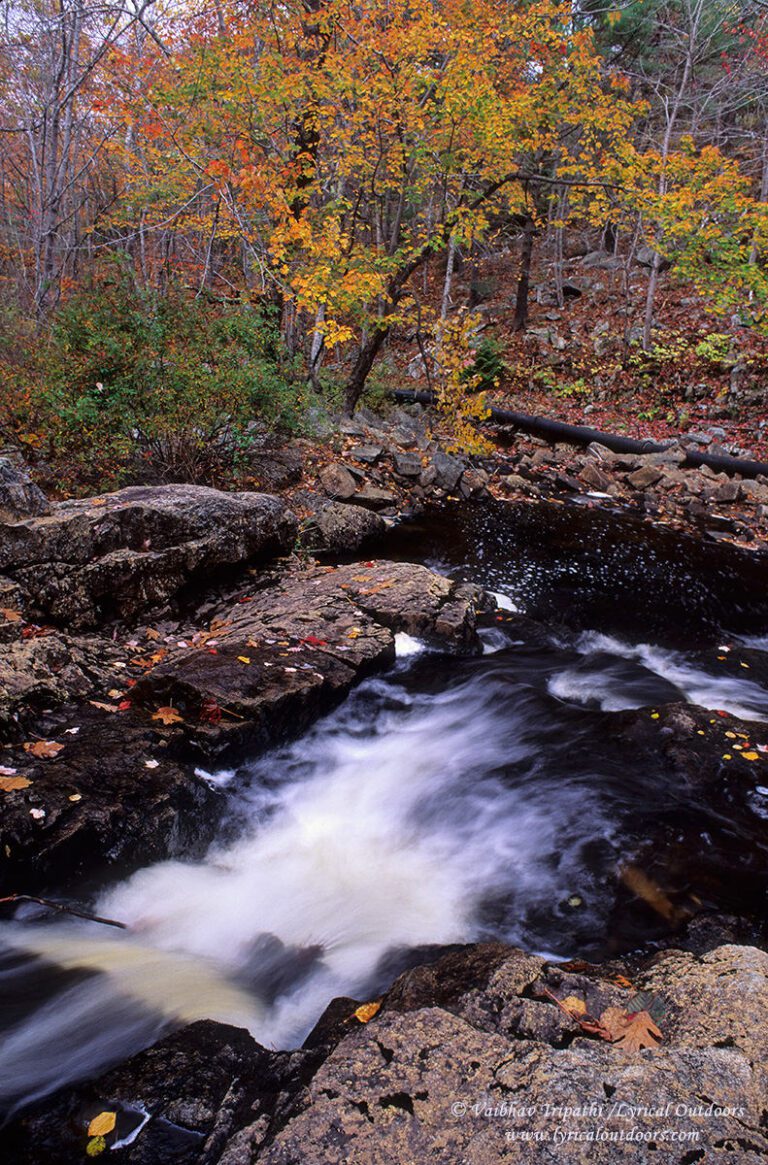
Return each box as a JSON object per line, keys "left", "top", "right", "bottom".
{"left": 344, "top": 327, "right": 389, "bottom": 414}
{"left": 512, "top": 217, "right": 535, "bottom": 333}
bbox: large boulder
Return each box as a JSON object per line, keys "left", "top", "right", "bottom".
{"left": 0, "top": 486, "right": 297, "bottom": 628}
{"left": 305, "top": 502, "right": 386, "bottom": 555}
{"left": 0, "top": 458, "right": 51, "bottom": 522}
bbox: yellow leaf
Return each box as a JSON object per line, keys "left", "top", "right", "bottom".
{"left": 88, "top": 1112, "right": 116, "bottom": 1137}
{"left": 86, "top": 1136, "right": 107, "bottom": 1157}
{"left": 742, "top": 751, "right": 760, "bottom": 761}
{"left": 237, "top": 656, "right": 251, "bottom": 664}
{"left": 354, "top": 1000, "right": 381, "bottom": 1024}
{"left": 561, "top": 996, "right": 587, "bottom": 1017}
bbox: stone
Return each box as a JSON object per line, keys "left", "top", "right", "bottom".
{"left": 350, "top": 485, "right": 397, "bottom": 510}
{"left": 392, "top": 452, "right": 423, "bottom": 478}
{"left": 348, "top": 445, "right": 384, "bottom": 465}
{"left": 318, "top": 463, "right": 357, "bottom": 499}
{"left": 627, "top": 465, "right": 664, "bottom": 490}
{"left": 741, "top": 480, "right": 768, "bottom": 506}
{"left": 0, "top": 486, "right": 297, "bottom": 630}
{"left": 712, "top": 480, "right": 741, "bottom": 504}
{"left": 579, "top": 462, "right": 612, "bottom": 492}
{"left": 0, "top": 459, "right": 51, "bottom": 523}
{"left": 458, "top": 467, "right": 489, "bottom": 497}
{"left": 432, "top": 451, "right": 465, "bottom": 492}
{"left": 307, "top": 503, "right": 386, "bottom": 555}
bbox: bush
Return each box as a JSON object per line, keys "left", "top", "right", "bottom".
{"left": 32, "top": 272, "right": 300, "bottom": 490}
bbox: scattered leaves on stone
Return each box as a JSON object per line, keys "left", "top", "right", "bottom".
{"left": 151, "top": 706, "right": 183, "bottom": 725}
{"left": 23, "top": 740, "right": 64, "bottom": 758}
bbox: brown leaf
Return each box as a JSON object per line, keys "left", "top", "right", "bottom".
{"left": 151, "top": 706, "right": 183, "bottom": 725}
{"left": 89, "top": 701, "right": 120, "bottom": 713}
{"left": 601, "top": 1007, "right": 662, "bottom": 1051}
{"left": 0, "top": 607, "right": 22, "bottom": 622}
{"left": 0, "top": 774, "right": 32, "bottom": 791}
{"left": 23, "top": 740, "right": 65, "bottom": 758}
{"left": 145, "top": 628, "right": 162, "bottom": 641}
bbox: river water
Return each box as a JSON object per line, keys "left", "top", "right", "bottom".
{"left": 2, "top": 499, "right": 768, "bottom": 1116}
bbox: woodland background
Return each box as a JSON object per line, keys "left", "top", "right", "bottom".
{"left": 2, "top": 0, "right": 768, "bottom": 491}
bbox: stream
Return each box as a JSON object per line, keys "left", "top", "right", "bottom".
{"left": 2, "top": 499, "right": 768, "bottom": 1117}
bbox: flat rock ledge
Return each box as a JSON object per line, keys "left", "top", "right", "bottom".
{"left": 0, "top": 484, "right": 297, "bottom": 628}
{"left": 5, "top": 941, "right": 768, "bottom": 1164}
{"left": 0, "top": 561, "right": 487, "bottom": 894}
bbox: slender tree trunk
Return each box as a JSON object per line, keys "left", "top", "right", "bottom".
{"left": 512, "top": 217, "right": 535, "bottom": 332}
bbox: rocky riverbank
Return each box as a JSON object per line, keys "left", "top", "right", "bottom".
{"left": 2, "top": 432, "right": 768, "bottom": 1164}
{"left": 4, "top": 937, "right": 768, "bottom": 1163}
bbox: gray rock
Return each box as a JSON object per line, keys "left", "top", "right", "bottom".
{"left": 712, "top": 480, "right": 741, "bottom": 504}
{"left": 348, "top": 445, "right": 384, "bottom": 464}
{"left": 393, "top": 452, "right": 423, "bottom": 478}
{"left": 308, "top": 503, "right": 386, "bottom": 555}
{"left": 0, "top": 459, "right": 51, "bottom": 523}
{"left": 432, "top": 452, "right": 466, "bottom": 491}
{"left": 458, "top": 467, "right": 489, "bottom": 497}
{"left": 351, "top": 485, "right": 397, "bottom": 510}
{"left": 0, "top": 486, "right": 297, "bottom": 629}
{"left": 319, "top": 463, "right": 358, "bottom": 499}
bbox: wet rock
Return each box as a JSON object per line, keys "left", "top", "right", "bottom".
{"left": 0, "top": 715, "right": 221, "bottom": 894}
{"left": 305, "top": 503, "right": 386, "bottom": 555}
{"left": 0, "top": 459, "right": 51, "bottom": 523}
{"left": 129, "top": 562, "right": 486, "bottom": 760}
{"left": 0, "top": 487, "right": 297, "bottom": 630}
{"left": 1, "top": 1021, "right": 314, "bottom": 1165}
{"left": 0, "top": 632, "right": 125, "bottom": 740}
{"left": 318, "top": 464, "right": 357, "bottom": 500}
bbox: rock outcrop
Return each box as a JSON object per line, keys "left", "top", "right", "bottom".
{"left": 0, "top": 457, "right": 51, "bottom": 523}
{"left": 0, "top": 485, "right": 297, "bottom": 628}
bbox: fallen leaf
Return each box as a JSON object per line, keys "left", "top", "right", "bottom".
{"left": 151, "top": 706, "right": 183, "bottom": 725}
{"left": 88, "top": 1112, "right": 117, "bottom": 1137}
{"left": 89, "top": 701, "right": 120, "bottom": 713}
{"left": 145, "top": 628, "right": 161, "bottom": 641}
{"left": 86, "top": 1136, "right": 107, "bottom": 1157}
{"left": 347, "top": 628, "right": 362, "bottom": 639}
{"left": 0, "top": 607, "right": 22, "bottom": 622}
{"left": 145, "top": 759, "right": 160, "bottom": 769}
{"left": 354, "top": 1001, "right": 381, "bottom": 1024}
{"left": 0, "top": 775, "right": 31, "bottom": 791}
{"left": 68, "top": 793, "right": 82, "bottom": 802}
{"left": 300, "top": 635, "right": 327, "bottom": 647}
{"left": 561, "top": 996, "right": 587, "bottom": 1017}
{"left": 0, "top": 765, "right": 18, "bottom": 776}
{"left": 742, "top": 751, "right": 760, "bottom": 761}
{"left": 29, "top": 807, "right": 45, "bottom": 819}
{"left": 23, "top": 741, "right": 64, "bottom": 758}
{"left": 237, "top": 656, "right": 251, "bottom": 664}
{"left": 601, "top": 1006, "right": 662, "bottom": 1051}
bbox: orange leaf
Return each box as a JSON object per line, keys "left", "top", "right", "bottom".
{"left": 354, "top": 1000, "right": 381, "bottom": 1024}
{"left": 0, "top": 774, "right": 32, "bottom": 791}
{"left": 23, "top": 741, "right": 64, "bottom": 758}
{"left": 151, "top": 706, "right": 183, "bottom": 725}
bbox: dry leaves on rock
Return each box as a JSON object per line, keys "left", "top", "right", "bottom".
{"left": 354, "top": 1001, "right": 381, "bottom": 1024}
{"left": 600, "top": 1007, "right": 663, "bottom": 1051}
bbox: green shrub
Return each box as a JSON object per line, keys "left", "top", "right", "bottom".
{"left": 35, "top": 272, "right": 299, "bottom": 490}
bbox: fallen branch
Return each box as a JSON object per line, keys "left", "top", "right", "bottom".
{"left": 0, "top": 894, "right": 128, "bottom": 930}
